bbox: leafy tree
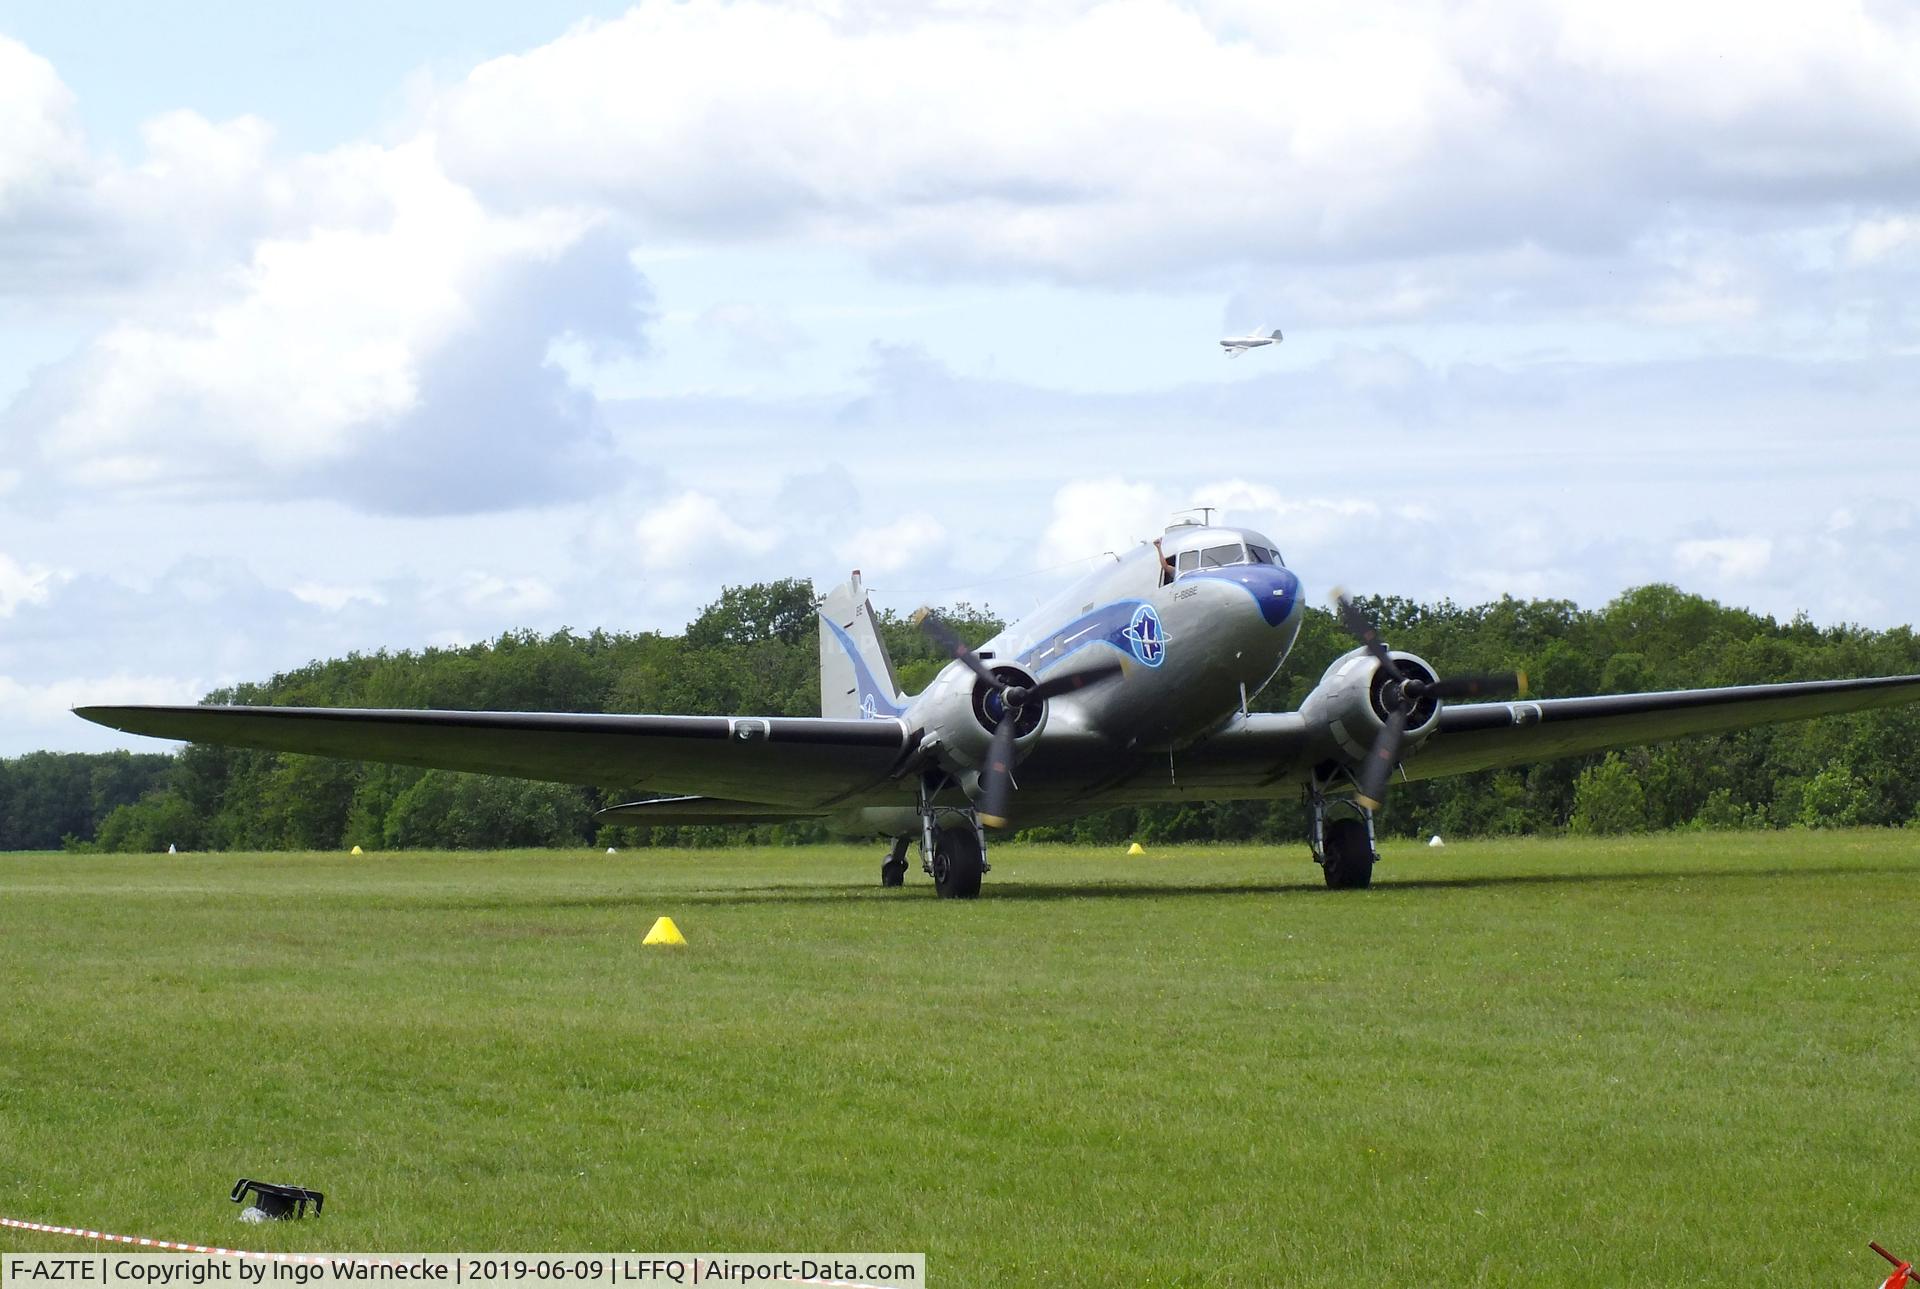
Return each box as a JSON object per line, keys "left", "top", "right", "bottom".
{"left": 685, "top": 579, "right": 817, "bottom": 648}
{"left": 1, "top": 751, "right": 174, "bottom": 850}
{"left": 1569, "top": 754, "right": 1648, "bottom": 834}
{"left": 1690, "top": 788, "right": 1766, "bottom": 831}
{"left": 1799, "top": 763, "right": 1869, "bottom": 828}
{"left": 93, "top": 790, "right": 207, "bottom": 852}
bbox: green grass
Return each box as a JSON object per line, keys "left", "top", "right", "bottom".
{"left": 3, "top": 834, "right": 1918, "bottom": 1286}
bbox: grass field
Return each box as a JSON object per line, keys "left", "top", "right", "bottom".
{"left": 2, "top": 833, "right": 1918, "bottom": 1286}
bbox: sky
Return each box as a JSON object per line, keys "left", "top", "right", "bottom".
{"left": 3, "top": 0, "right": 1919, "bottom": 756}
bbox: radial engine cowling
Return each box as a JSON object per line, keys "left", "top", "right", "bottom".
{"left": 1299, "top": 646, "right": 1442, "bottom": 764}
{"left": 912, "top": 661, "right": 1050, "bottom": 772}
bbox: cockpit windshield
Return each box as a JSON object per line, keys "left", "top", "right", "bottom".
{"left": 1172, "top": 540, "right": 1285, "bottom": 575}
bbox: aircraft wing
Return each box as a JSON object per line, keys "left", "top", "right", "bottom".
{"left": 1115, "top": 673, "right": 1920, "bottom": 800}
{"left": 73, "top": 705, "right": 910, "bottom": 808}
{"left": 1403, "top": 673, "right": 1920, "bottom": 781}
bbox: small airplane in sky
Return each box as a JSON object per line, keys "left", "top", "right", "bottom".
{"left": 78, "top": 517, "right": 1920, "bottom": 898}
{"left": 1221, "top": 328, "right": 1283, "bottom": 357}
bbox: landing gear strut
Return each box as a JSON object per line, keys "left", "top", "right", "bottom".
{"left": 917, "top": 775, "right": 990, "bottom": 899}
{"left": 880, "top": 837, "right": 909, "bottom": 887}
{"left": 1309, "top": 783, "right": 1377, "bottom": 890}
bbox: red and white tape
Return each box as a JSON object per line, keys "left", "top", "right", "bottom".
{"left": 0, "top": 1214, "right": 335, "bottom": 1261}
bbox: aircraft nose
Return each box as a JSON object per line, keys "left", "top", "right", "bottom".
{"left": 1231, "top": 564, "right": 1301, "bottom": 627}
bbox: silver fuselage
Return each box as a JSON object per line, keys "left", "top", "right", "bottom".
{"left": 846, "top": 525, "right": 1304, "bottom": 831}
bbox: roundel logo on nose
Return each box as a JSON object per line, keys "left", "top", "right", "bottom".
{"left": 1122, "top": 604, "right": 1167, "bottom": 667}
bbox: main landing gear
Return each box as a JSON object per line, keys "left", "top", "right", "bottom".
{"left": 880, "top": 821, "right": 989, "bottom": 897}
{"left": 879, "top": 779, "right": 993, "bottom": 898}
{"left": 927, "top": 826, "right": 984, "bottom": 899}
{"left": 1309, "top": 783, "right": 1377, "bottom": 890}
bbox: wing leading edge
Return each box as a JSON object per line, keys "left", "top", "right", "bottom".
{"left": 1406, "top": 672, "right": 1920, "bottom": 782}
{"left": 74, "top": 705, "right": 911, "bottom": 808}
{"left": 1077, "top": 672, "right": 1920, "bottom": 803}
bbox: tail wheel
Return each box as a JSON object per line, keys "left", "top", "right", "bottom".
{"left": 881, "top": 837, "right": 909, "bottom": 887}
{"left": 1321, "top": 818, "right": 1375, "bottom": 890}
{"left": 931, "top": 828, "right": 984, "bottom": 899}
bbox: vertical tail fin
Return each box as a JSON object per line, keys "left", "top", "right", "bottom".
{"left": 818, "top": 571, "right": 908, "bottom": 719}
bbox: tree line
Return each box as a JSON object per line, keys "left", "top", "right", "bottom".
{"left": 15, "top": 578, "right": 1920, "bottom": 854}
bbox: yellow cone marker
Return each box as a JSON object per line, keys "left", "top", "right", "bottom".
{"left": 1127, "top": 841, "right": 1145, "bottom": 856}
{"left": 643, "top": 916, "right": 687, "bottom": 947}
{"left": 350, "top": 845, "right": 364, "bottom": 855}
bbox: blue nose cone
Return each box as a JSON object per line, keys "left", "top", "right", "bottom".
{"left": 1189, "top": 564, "right": 1301, "bottom": 627}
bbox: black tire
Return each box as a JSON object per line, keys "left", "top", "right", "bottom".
{"left": 931, "top": 828, "right": 984, "bottom": 899}
{"left": 881, "top": 838, "right": 909, "bottom": 887}
{"left": 1321, "top": 818, "right": 1375, "bottom": 890}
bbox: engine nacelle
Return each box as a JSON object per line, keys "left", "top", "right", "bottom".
{"left": 908, "top": 660, "right": 1050, "bottom": 772}
{"left": 1299, "top": 646, "right": 1442, "bottom": 764}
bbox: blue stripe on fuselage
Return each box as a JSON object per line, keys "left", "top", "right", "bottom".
{"left": 1015, "top": 599, "right": 1153, "bottom": 673}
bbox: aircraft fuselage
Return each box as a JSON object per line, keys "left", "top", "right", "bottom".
{"left": 849, "top": 522, "right": 1303, "bottom": 831}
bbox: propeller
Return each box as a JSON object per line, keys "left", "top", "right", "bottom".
{"left": 1328, "top": 588, "right": 1528, "bottom": 811}
{"left": 914, "top": 609, "right": 1126, "bottom": 828}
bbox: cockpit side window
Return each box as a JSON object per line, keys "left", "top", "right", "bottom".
{"left": 1175, "top": 550, "right": 1199, "bottom": 571}
{"left": 1248, "top": 544, "right": 1281, "bottom": 565}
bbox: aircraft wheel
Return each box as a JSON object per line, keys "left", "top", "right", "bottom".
{"left": 1321, "top": 818, "right": 1375, "bottom": 890}
{"left": 881, "top": 838, "right": 909, "bottom": 887}
{"left": 931, "top": 828, "right": 984, "bottom": 899}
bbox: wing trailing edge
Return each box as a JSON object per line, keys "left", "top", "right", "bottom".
{"left": 596, "top": 796, "right": 823, "bottom": 825}
{"left": 74, "top": 704, "right": 910, "bottom": 807}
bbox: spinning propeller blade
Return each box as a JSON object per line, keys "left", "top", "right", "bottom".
{"left": 914, "top": 610, "right": 1128, "bottom": 829}
{"left": 912, "top": 608, "right": 1002, "bottom": 689}
{"left": 1329, "top": 590, "right": 1526, "bottom": 811}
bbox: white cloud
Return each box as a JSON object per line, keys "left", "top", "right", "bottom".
{"left": 449, "top": 573, "right": 558, "bottom": 616}
{"left": 0, "top": 672, "right": 204, "bottom": 728}
{"left": 1675, "top": 536, "right": 1774, "bottom": 580}
{"left": 23, "top": 146, "right": 582, "bottom": 468}
{"left": 1847, "top": 216, "right": 1920, "bottom": 265}
{"left": 0, "top": 552, "right": 61, "bottom": 616}
{"left": 632, "top": 491, "right": 779, "bottom": 571}
{"left": 838, "top": 515, "right": 946, "bottom": 574}
{"left": 1038, "top": 477, "right": 1169, "bottom": 565}
{"left": 4, "top": 104, "right": 650, "bottom": 514}
{"left": 290, "top": 581, "right": 388, "bottom": 612}
{"left": 425, "top": 0, "right": 1920, "bottom": 283}
{"left": 0, "top": 36, "right": 86, "bottom": 210}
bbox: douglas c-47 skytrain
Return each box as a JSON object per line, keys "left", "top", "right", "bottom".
{"left": 79, "top": 517, "right": 1920, "bottom": 897}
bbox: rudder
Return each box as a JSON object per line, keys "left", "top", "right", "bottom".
{"left": 818, "top": 571, "right": 907, "bottom": 719}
